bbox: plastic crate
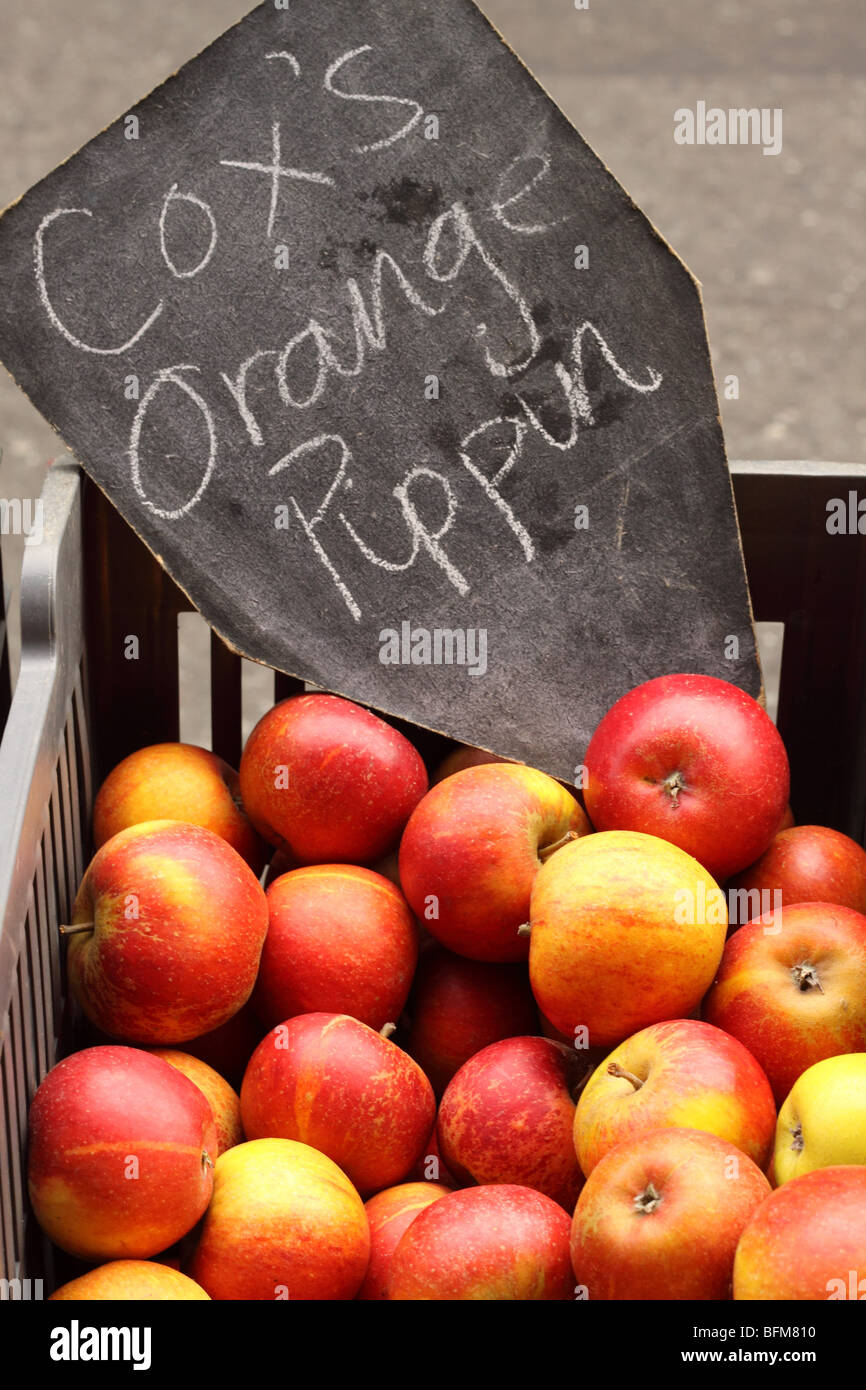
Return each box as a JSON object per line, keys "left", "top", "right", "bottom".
{"left": 1, "top": 454, "right": 865, "bottom": 1291}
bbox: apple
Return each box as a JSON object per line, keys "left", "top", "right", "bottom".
{"left": 437, "top": 1036, "right": 585, "bottom": 1210}
{"left": 574, "top": 1019, "right": 776, "bottom": 1176}
{"left": 405, "top": 946, "right": 539, "bottom": 1096}
{"left": 93, "top": 742, "right": 267, "bottom": 874}
{"left": 241, "top": 1013, "right": 435, "bottom": 1195}
{"left": 49, "top": 1261, "right": 210, "bottom": 1301}
{"left": 28, "top": 1046, "right": 216, "bottom": 1261}
{"left": 702, "top": 901, "right": 866, "bottom": 1103}
{"left": 238, "top": 693, "right": 427, "bottom": 864}
{"left": 408, "top": 1121, "right": 459, "bottom": 1188}
{"left": 399, "top": 763, "right": 591, "bottom": 962}
{"left": 728, "top": 825, "right": 866, "bottom": 916}
{"left": 733, "top": 1166, "right": 866, "bottom": 1299}
{"left": 253, "top": 865, "right": 418, "bottom": 1032}
{"left": 188, "top": 1138, "right": 370, "bottom": 1300}
{"left": 773, "top": 1054, "right": 866, "bottom": 1184}
{"left": 387, "top": 1185, "right": 574, "bottom": 1300}
{"left": 148, "top": 1050, "right": 243, "bottom": 1155}
{"left": 66, "top": 820, "right": 268, "bottom": 1044}
{"left": 263, "top": 847, "right": 301, "bottom": 887}
{"left": 528, "top": 830, "right": 727, "bottom": 1045}
{"left": 179, "top": 1001, "right": 265, "bottom": 1090}
{"left": 571, "top": 1127, "right": 771, "bottom": 1300}
{"left": 357, "top": 1181, "right": 452, "bottom": 1300}
{"left": 778, "top": 804, "right": 795, "bottom": 832}
{"left": 432, "top": 744, "right": 514, "bottom": 785}
{"left": 584, "top": 674, "right": 790, "bottom": 881}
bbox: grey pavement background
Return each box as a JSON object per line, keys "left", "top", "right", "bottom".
{"left": 0, "top": 0, "right": 862, "bottom": 724}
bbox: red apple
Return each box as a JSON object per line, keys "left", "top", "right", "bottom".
{"left": 573, "top": 1019, "right": 776, "bottom": 1175}
{"left": 438, "top": 1036, "right": 585, "bottom": 1210}
{"left": 49, "top": 1261, "right": 210, "bottom": 1301}
{"left": 407, "top": 1119, "right": 460, "bottom": 1187}
{"left": 66, "top": 820, "right": 268, "bottom": 1043}
{"left": 241, "top": 1013, "right": 435, "bottom": 1195}
{"left": 180, "top": 1001, "right": 265, "bottom": 1089}
{"left": 238, "top": 693, "right": 427, "bottom": 864}
{"left": 388, "top": 1185, "right": 573, "bottom": 1299}
{"left": 571, "top": 1127, "right": 771, "bottom": 1300}
{"left": 399, "top": 763, "right": 591, "bottom": 962}
{"left": 728, "top": 825, "right": 866, "bottom": 916}
{"left": 148, "top": 1050, "right": 243, "bottom": 1155}
{"left": 702, "top": 901, "right": 866, "bottom": 1103}
{"left": 528, "top": 830, "right": 727, "bottom": 1045}
{"left": 733, "top": 1166, "right": 866, "bottom": 1299}
{"left": 93, "top": 742, "right": 267, "bottom": 873}
{"left": 584, "top": 674, "right": 790, "bottom": 881}
{"left": 253, "top": 865, "right": 418, "bottom": 1031}
{"left": 188, "top": 1138, "right": 370, "bottom": 1300}
{"left": 432, "top": 744, "right": 514, "bottom": 785}
{"left": 405, "top": 946, "right": 539, "bottom": 1096}
{"left": 357, "top": 1181, "right": 452, "bottom": 1300}
{"left": 28, "top": 1046, "right": 217, "bottom": 1261}
{"left": 263, "top": 847, "right": 301, "bottom": 887}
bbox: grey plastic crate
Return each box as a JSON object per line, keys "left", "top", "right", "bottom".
{"left": 0, "top": 461, "right": 90, "bottom": 1291}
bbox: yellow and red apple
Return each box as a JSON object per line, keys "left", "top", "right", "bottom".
{"left": 773, "top": 1053, "right": 866, "bottom": 1184}
{"left": 66, "top": 820, "right": 269, "bottom": 1044}
{"left": 574, "top": 1019, "right": 776, "bottom": 1175}
{"left": 399, "top": 763, "right": 591, "bottom": 962}
{"left": 405, "top": 946, "right": 539, "bottom": 1096}
{"left": 528, "top": 830, "right": 727, "bottom": 1045}
{"left": 188, "top": 1137, "right": 370, "bottom": 1300}
{"left": 437, "top": 1036, "right": 585, "bottom": 1210}
{"left": 703, "top": 901, "right": 866, "bottom": 1103}
{"left": 571, "top": 1126, "right": 771, "bottom": 1300}
{"left": 729, "top": 825, "right": 866, "bottom": 915}
{"left": 357, "top": 1181, "right": 452, "bottom": 1300}
{"left": 387, "top": 1185, "right": 574, "bottom": 1300}
{"left": 253, "top": 865, "right": 418, "bottom": 1031}
{"left": 733, "top": 1165, "right": 866, "bottom": 1299}
{"left": 49, "top": 1261, "right": 210, "bottom": 1300}
{"left": 179, "top": 1001, "right": 265, "bottom": 1090}
{"left": 240, "top": 1012, "right": 435, "bottom": 1195}
{"left": 28, "top": 1046, "right": 217, "bottom": 1261}
{"left": 584, "top": 674, "right": 790, "bottom": 881}
{"left": 148, "top": 1050, "right": 243, "bottom": 1155}
{"left": 431, "top": 743, "right": 515, "bottom": 785}
{"left": 239, "top": 693, "right": 427, "bottom": 864}
{"left": 93, "top": 742, "right": 267, "bottom": 873}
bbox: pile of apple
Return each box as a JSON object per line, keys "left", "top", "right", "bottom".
{"left": 29, "top": 674, "right": 866, "bottom": 1301}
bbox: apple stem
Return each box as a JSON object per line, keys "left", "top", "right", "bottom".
{"left": 379, "top": 1022, "right": 397, "bottom": 1040}
{"left": 517, "top": 922, "right": 532, "bottom": 938}
{"left": 59, "top": 921, "right": 95, "bottom": 936}
{"left": 608, "top": 1061, "right": 645, "bottom": 1091}
{"left": 661, "top": 771, "right": 686, "bottom": 806}
{"left": 538, "top": 830, "right": 578, "bottom": 863}
{"left": 791, "top": 962, "right": 823, "bottom": 993}
{"left": 634, "top": 1181, "right": 662, "bottom": 1215}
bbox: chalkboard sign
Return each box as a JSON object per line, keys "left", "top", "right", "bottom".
{"left": 0, "top": 0, "right": 760, "bottom": 780}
